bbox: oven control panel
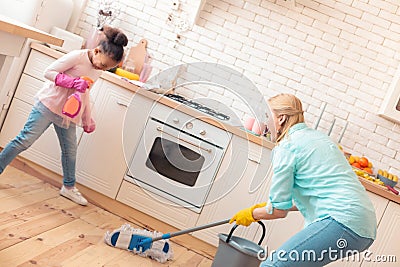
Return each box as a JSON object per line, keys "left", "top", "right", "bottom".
{"left": 149, "top": 102, "right": 232, "bottom": 148}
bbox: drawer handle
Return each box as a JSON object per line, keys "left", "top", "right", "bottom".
{"left": 117, "top": 100, "right": 129, "bottom": 107}
{"left": 248, "top": 157, "right": 260, "bottom": 164}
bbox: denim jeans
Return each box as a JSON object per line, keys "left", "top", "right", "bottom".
{"left": 0, "top": 105, "right": 77, "bottom": 187}
{"left": 261, "top": 217, "right": 374, "bottom": 267}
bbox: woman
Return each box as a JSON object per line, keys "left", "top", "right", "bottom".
{"left": 0, "top": 26, "right": 128, "bottom": 206}
{"left": 230, "top": 94, "right": 376, "bottom": 266}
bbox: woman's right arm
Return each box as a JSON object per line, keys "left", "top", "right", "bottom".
{"left": 252, "top": 204, "right": 298, "bottom": 223}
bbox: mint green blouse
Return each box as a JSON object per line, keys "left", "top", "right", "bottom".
{"left": 268, "top": 123, "right": 376, "bottom": 239}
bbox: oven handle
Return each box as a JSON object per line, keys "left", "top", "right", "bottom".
{"left": 156, "top": 126, "right": 212, "bottom": 153}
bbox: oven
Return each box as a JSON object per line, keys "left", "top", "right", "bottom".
{"left": 125, "top": 102, "right": 232, "bottom": 213}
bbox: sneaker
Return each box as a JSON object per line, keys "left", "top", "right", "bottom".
{"left": 60, "top": 185, "right": 88, "bottom": 206}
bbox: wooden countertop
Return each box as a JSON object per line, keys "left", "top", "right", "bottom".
{"left": 29, "top": 42, "right": 400, "bottom": 204}
{"left": 359, "top": 177, "right": 400, "bottom": 204}
{"left": 0, "top": 15, "right": 63, "bottom": 46}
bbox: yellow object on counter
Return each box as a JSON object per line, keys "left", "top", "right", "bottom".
{"left": 114, "top": 68, "right": 140, "bottom": 81}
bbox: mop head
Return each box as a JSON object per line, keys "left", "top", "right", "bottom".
{"left": 104, "top": 223, "right": 174, "bottom": 263}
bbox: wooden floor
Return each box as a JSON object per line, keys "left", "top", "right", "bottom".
{"left": 0, "top": 159, "right": 214, "bottom": 267}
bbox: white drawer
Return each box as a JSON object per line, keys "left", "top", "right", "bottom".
{"left": 24, "top": 49, "right": 57, "bottom": 81}
{"left": 14, "top": 74, "right": 43, "bottom": 105}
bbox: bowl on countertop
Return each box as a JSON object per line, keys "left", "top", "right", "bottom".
{"left": 377, "top": 174, "right": 397, "bottom": 188}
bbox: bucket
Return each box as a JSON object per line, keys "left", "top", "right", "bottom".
{"left": 211, "top": 221, "right": 266, "bottom": 267}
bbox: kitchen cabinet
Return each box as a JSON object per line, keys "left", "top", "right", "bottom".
{"left": 192, "top": 135, "right": 272, "bottom": 246}
{"left": 361, "top": 200, "right": 399, "bottom": 267}
{"left": 0, "top": 15, "right": 63, "bottom": 126}
{"left": 76, "top": 79, "right": 153, "bottom": 199}
{"left": 0, "top": 49, "right": 72, "bottom": 175}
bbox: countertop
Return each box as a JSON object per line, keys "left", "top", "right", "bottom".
{"left": 0, "top": 15, "right": 63, "bottom": 47}
{"left": 29, "top": 42, "right": 400, "bottom": 205}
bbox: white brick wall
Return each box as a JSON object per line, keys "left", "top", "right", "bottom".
{"left": 76, "top": 0, "right": 400, "bottom": 174}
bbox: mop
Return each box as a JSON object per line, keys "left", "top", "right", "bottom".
{"left": 104, "top": 219, "right": 230, "bottom": 263}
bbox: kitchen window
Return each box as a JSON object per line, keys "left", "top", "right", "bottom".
{"left": 379, "top": 69, "right": 400, "bottom": 124}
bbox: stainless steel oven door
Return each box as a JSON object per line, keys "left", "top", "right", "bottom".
{"left": 125, "top": 118, "right": 226, "bottom": 212}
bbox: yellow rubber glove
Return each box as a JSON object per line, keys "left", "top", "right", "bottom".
{"left": 229, "top": 202, "right": 267, "bottom": 226}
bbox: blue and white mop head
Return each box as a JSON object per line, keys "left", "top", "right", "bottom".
{"left": 104, "top": 223, "right": 174, "bottom": 263}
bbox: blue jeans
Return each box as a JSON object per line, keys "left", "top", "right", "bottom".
{"left": 0, "top": 106, "right": 77, "bottom": 187}
{"left": 261, "top": 217, "right": 374, "bottom": 266}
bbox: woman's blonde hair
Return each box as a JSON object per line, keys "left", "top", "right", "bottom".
{"left": 268, "top": 94, "right": 305, "bottom": 143}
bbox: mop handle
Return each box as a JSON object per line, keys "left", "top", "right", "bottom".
{"left": 151, "top": 219, "right": 230, "bottom": 242}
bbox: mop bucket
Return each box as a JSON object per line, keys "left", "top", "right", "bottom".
{"left": 211, "top": 221, "right": 266, "bottom": 267}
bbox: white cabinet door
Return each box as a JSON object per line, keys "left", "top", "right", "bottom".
{"left": 361, "top": 201, "right": 399, "bottom": 267}
{"left": 14, "top": 74, "right": 43, "bottom": 105}
{"left": 24, "top": 49, "right": 55, "bottom": 81}
{"left": 0, "top": 98, "right": 63, "bottom": 175}
{"left": 76, "top": 80, "right": 153, "bottom": 199}
{"left": 193, "top": 135, "right": 272, "bottom": 246}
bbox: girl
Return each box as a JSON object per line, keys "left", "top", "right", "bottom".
{"left": 230, "top": 94, "right": 376, "bottom": 266}
{"left": 0, "top": 26, "right": 128, "bottom": 206}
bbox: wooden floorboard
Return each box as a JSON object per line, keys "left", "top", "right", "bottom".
{"left": 0, "top": 159, "right": 214, "bottom": 266}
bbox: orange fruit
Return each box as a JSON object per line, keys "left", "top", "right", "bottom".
{"left": 363, "top": 167, "right": 373, "bottom": 174}
{"left": 348, "top": 155, "right": 355, "bottom": 165}
{"left": 359, "top": 157, "right": 369, "bottom": 168}
{"left": 352, "top": 162, "right": 361, "bottom": 169}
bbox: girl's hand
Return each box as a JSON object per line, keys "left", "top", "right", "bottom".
{"left": 55, "top": 73, "right": 90, "bottom": 92}
{"left": 80, "top": 76, "right": 94, "bottom": 88}
{"left": 83, "top": 118, "right": 96, "bottom": 133}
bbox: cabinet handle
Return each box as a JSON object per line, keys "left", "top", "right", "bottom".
{"left": 248, "top": 157, "right": 260, "bottom": 164}
{"left": 117, "top": 100, "right": 129, "bottom": 107}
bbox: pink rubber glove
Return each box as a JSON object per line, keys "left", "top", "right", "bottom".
{"left": 55, "top": 73, "right": 89, "bottom": 93}
{"left": 83, "top": 118, "right": 96, "bottom": 134}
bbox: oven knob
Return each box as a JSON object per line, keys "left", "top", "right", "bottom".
{"left": 173, "top": 118, "right": 179, "bottom": 124}
{"left": 199, "top": 129, "right": 206, "bottom": 135}
{"left": 186, "top": 122, "right": 193, "bottom": 129}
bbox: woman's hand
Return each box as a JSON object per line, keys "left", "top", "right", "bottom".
{"left": 229, "top": 202, "right": 266, "bottom": 226}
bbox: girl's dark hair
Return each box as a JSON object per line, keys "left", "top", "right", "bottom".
{"left": 99, "top": 25, "right": 128, "bottom": 63}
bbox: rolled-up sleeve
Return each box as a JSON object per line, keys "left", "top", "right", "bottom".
{"left": 267, "top": 145, "right": 296, "bottom": 212}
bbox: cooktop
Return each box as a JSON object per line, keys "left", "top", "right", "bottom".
{"left": 164, "top": 94, "right": 230, "bottom": 121}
